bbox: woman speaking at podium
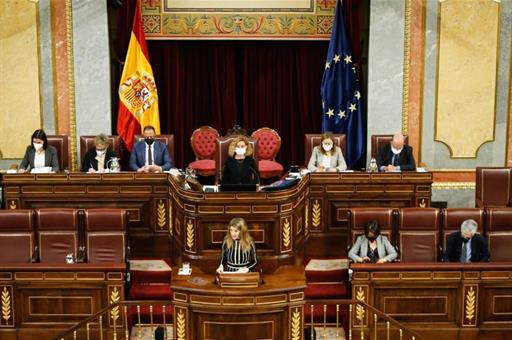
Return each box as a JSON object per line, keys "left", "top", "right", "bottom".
{"left": 216, "top": 218, "right": 257, "bottom": 273}
{"left": 221, "top": 136, "right": 260, "bottom": 184}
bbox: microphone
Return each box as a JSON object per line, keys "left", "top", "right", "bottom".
{"left": 249, "top": 164, "right": 260, "bottom": 184}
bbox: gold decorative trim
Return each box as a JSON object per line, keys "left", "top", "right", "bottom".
{"left": 355, "top": 286, "right": 365, "bottom": 325}
{"left": 432, "top": 182, "right": 476, "bottom": 190}
{"left": 282, "top": 217, "right": 291, "bottom": 250}
{"left": 402, "top": 0, "right": 412, "bottom": 134}
{"left": 312, "top": 199, "right": 321, "bottom": 228}
{"left": 186, "top": 219, "right": 194, "bottom": 250}
{"left": 176, "top": 309, "right": 186, "bottom": 340}
{"left": 1, "top": 287, "right": 12, "bottom": 324}
{"left": 65, "top": 0, "right": 77, "bottom": 171}
{"left": 290, "top": 308, "right": 301, "bottom": 340}
{"left": 8, "top": 200, "right": 16, "bottom": 210}
{"left": 169, "top": 202, "right": 173, "bottom": 235}
{"left": 304, "top": 199, "right": 309, "bottom": 235}
{"left": 110, "top": 286, "right": 120, "bottom": 323}
{"left": 157, "top": 199, "right": 166, "bottom": 230}
{"left": 465, "top": 286, "right": 476, "bottom": 323}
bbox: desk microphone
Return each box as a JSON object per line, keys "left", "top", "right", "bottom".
{"left": 249, "top": 166, "right": 261, "bottom": 184}
{"left": 259, "top": 268, "right": 265, "bottom": 284}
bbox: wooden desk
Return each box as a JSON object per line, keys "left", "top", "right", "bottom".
{"left": 351, "top": 262, "right": 512, "bottom": 339}
{"left": 0, "top": 172, "right": 432, "bottom": 268}
{"left": 0, "top": 263, "right": 126, "bottom": 340}
{"left": 171, "top": 265, "right": 306, "bottom": 340}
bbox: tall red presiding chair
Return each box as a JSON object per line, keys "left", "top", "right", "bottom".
{"left": 47, "top": 134, "right": 69, "bottom": 171}
{"left": 251, "top": 128, "right": 284, "bottom": 179}
{"left": 188, "top": 126, "right": 219, "bottom": 177}
{"left": 85, "top": 208, "right": 127, "bottom": 263}
{"left": 36, "top": 208, "right": 79, "bottom": 263}
{"left": 0, "top": 210, "right": 35, "bottom": 263}
{"left": 485, "top": 208, "right": 512, "bottom": 261}
{"left": 398, "top": 208, "right": 440, "bottom": 262}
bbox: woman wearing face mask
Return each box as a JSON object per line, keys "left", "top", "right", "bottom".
{"left": 18, "top": 129, "right": 60, "bottom": 173}
{"left": 216, "top": 217, "right": 257, "bottom": 273}
{"left": 307, "top": 132, "right": 347, "bottom": 172}
{"left": 221, "top": 136, "right": 260, "bottom": 184}
{"left": 348, "top": 220, "right": 397, "bottom": 264}
{"left": 81, "top": 134, "right": 116, "bottom": 173}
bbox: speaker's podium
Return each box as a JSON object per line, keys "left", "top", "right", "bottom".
{"left": 171, "top": 265, "right": 306, "bottom": 340}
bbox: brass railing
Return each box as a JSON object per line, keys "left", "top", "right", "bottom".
{"left": 56, "top": 299, "right": 424, "bottom": 340}
{"left": 305, "top": 299, "right": 425, "bottom": 340}
{"left": 55, "top": 300, "right": 172, "bottom": 340}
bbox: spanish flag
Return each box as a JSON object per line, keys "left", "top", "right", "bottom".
{"left": 117, "top": 0, "right": 160, "bottom": 151}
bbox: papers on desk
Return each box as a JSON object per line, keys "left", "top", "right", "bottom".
{"left": 167, "top": 168, "right": 181, "bottom": 176}
{"left": 203, "top": 185, "right": 218, "bottom": 193}
{"left": 6, "top": 169, "right": 17, "bottom": 174}
{"left": 178, "top": 267, "right": 192, "bottom": 275}
{"left": 416, "top": 167, "right": 428, "bottom": 172}
{"left": 30, "top": 167, "right": 52, "bottom": 174}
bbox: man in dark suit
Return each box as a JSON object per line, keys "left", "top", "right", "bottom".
{"left": 376, "top": 133, "right": 416, "bottom": 171}
{"left": 129, "top": 125, "right": 172, "bottom": 172}
{"left": 444, "top": 219, "right": 490, "bottom": 263}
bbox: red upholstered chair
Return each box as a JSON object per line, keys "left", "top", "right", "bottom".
{"left": 0, "top": 210, "right": 35, "bottom": 263}
{"left": 485, "top": 208, "right": 512, "bottom": 261}
{"left": 398, "top": 208, "right": 440, "bottom": 262}
{"left": 84, "top": 208, "right": 127, "bottom": 263}
{"left": 134, "top": 134, "right": 175, "bottom": 165}
{"left": 349, "top": 208, "right": 396, "bottom": 247}
{"left": 188, "top": 126, "right": 219, "bottom": 177}
{"left": 442, "top": 208, "right": 485, "bottom": 249}
{"left": 36, "top": 208, "right": 79, "bottom": 263}
{"left": 47, "top": 134, "right": 69, "bottom": 171}
{"left": 251, "top": 128, "right": 284, "bottom": 179}
{"left": 475, "top": 167, "right": 511, "bottom": 208}
{"left": 79, "top": 135, "right": 124, "bottom": 169}
{"left": 215, "top": 135, "right": 258, "bottom": 182}
{"left": 304, "top": 134, "right": 346, "bottom": 167}
{"left": 370, "top": 134, "right": 409, "bottom": 159}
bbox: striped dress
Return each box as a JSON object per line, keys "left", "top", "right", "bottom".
{"left": 219, "top": 239, "right": 257, "bottom": 272}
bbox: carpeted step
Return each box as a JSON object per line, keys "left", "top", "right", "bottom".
{"left": 305, "top": 282, "right": 349, "bottom": 299}
{"left": 129, "top": 283, "right": 173, "bottom": 300}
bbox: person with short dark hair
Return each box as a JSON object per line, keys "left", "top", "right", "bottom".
{"left": 444, "top": 219, "right": 490, "bottom": 262}
{"left": 348, "top": 220, "right": 397, "bottom": 263}
{"left": 18, "top": 129, "right": 59, "bottom": 173}
{"left": 81, "top": 134, "right": 116, "bottom": 172}
{"left": 129, "top": 125, "right": 172, "bottom": 172}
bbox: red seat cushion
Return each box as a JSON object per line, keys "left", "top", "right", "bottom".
{"left": 305, "top": 283, "right": 348, "bottom": 299}
{"left": 129, "top": 283, "right": 173, "bottom": 300}
{"left": 258, "top": 160, "right": 284, "bottom": 178}
{"left": 188, "top": 159, "right": 216, "bottom": 176}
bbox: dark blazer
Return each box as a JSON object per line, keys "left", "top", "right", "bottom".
{"left": 81, "top": 148, "right": 116, "bottom": 172}
{"left": 376, "top": 144, "right": 416, "bottom": 171}
{"left": 221, "top": 156, "right": 259, "bottom": 185}
{"left": 129, "top": 140, "right": 172, "bottom": 171}
{"left": 444, "top": 231, "right": 490, "bottom": 262}
{"left": 19, "top": 145, "right": 60, "bottom": 172}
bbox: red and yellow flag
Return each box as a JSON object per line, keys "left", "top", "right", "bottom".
{"left": 117, "top": 0, "right": 160, "bottom": 151}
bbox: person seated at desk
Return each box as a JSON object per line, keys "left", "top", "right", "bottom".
{"left": 129, "top": 125, "right": 172, "bottom": 172}
{"left": 221, "top": 136, "right": 259, "bottom": 184}
{"left": 444, "top": 219, "right": 490, "bottom": 263}
{"left": 81, "top": 134, "right": 116, "bottom": 173}
{"left": 376, "top": 133, "right": 416, "bottom": 172}
{"left": 348, "top": 220, "right": 397, "bottom": 263}
{"left": 307, "top": 132, "right": 347, "bottom": 172}
{"left": 18, "top": 129, "right": 59, "bottom": 173}
{"left": 216, "top": 217, "right": 257, "bottom": 273}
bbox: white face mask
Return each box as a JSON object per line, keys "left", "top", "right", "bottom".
{"left": 33, "top": 142, "right": 43, "bottom": 151}
{"left": 96, "top": 149, "right": 106, "bottom": 156}
{"left": 322, "top": 144, "right": 333, "bottom": 152}
{"left": 235, "top": 147, "right": 247, "bottom": 156}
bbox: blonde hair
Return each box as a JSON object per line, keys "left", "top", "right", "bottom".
{"left": 227, "top": 136, "right": 253, "bottom": 157}
{"left": 94, "top": 134, "right": 109, "bottom": 147}
{"left": 318, "top": 132, "right": 337, "bottom": 156}
{"left": 224, "top": 217, "right": 254, "bottom": 252}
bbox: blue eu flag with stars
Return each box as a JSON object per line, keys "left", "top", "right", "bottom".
{"left": 320, "top": 0, "right": 365, "bottom": 169}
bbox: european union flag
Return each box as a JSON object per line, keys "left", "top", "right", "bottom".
{"left": 320, "top": 0, "right": 365, "bottom": 169}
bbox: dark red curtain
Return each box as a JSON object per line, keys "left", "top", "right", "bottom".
{"left": 112, "top": 0, "right": 365, "bottom": 169}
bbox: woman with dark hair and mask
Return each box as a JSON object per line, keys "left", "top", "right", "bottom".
{"left": 348, "top": 220, "right": 397, "bottom": 263}
{"left": 18, "top": 129, "right": 59, "bottom": 173}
